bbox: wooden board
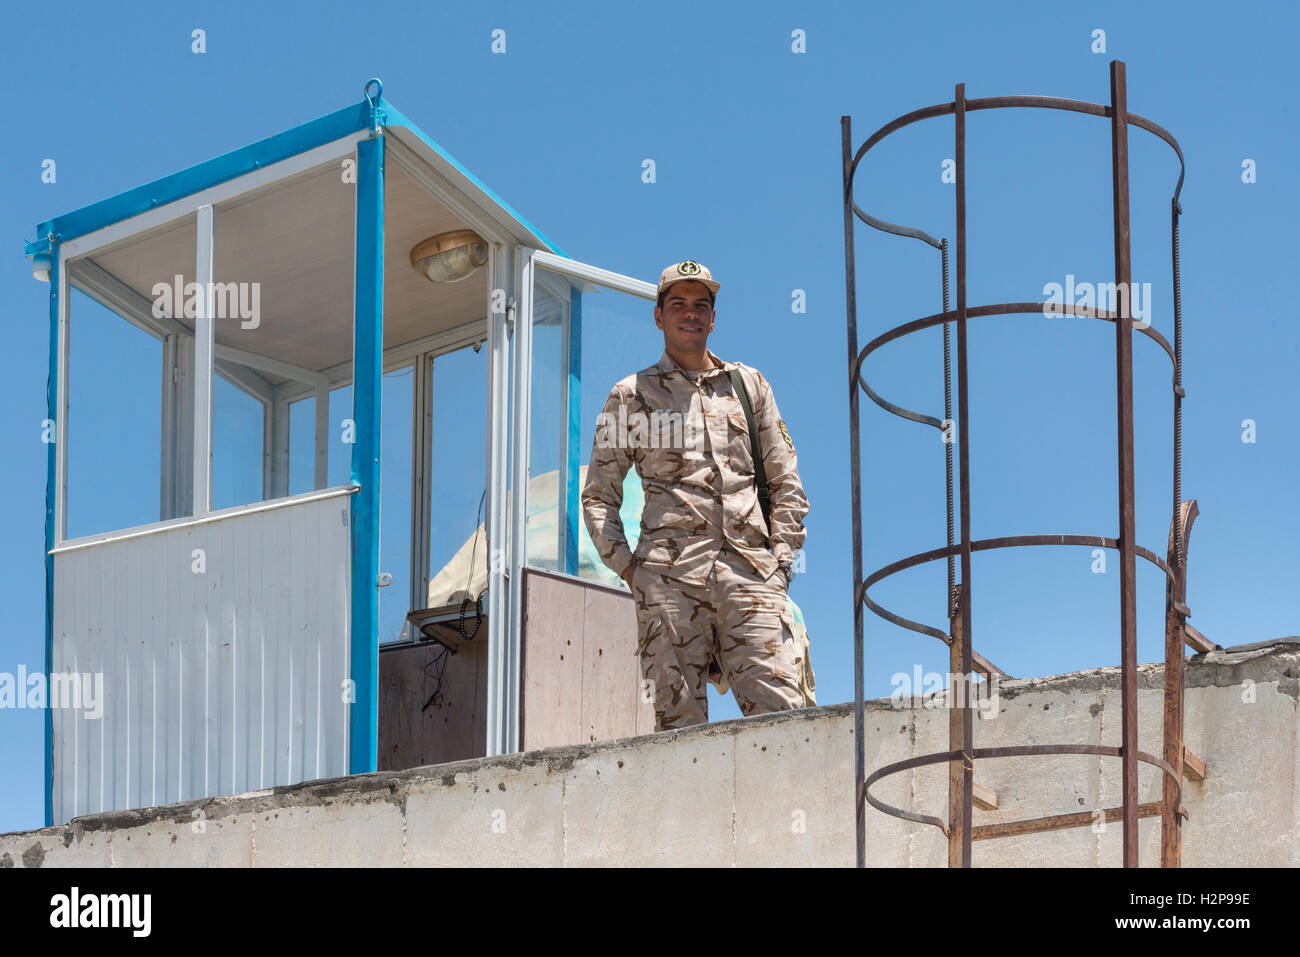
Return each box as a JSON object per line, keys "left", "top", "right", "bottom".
{"left": 581, "top": 584, "right": 644, "bottom": 745}
{"left": 522, "top": 569, "right": 653, "bottom": 749}
{"left": 521, "top": 572, "right": 585, "bottom": 750}
{"left": 378, "top": 632, "right": 488, "bottom": 770}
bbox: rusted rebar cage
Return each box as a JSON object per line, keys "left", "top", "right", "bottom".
{"left": 841, "top": 60, "right": 1209, "bottom": 868}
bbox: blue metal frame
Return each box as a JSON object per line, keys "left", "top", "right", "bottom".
{"left": 27, "top": 98, "right": 567, "bottom": 257}
{"left": 33, "top": 104, "right": 373, "bottom": 245}
{"left": 564, "top": 287, "right": 583, "bottom": 576}
{"left": 349, "top": 134, "right": 385, "bottom": 774}
{"left": 43, "top": 244, "right": 59, "bottom": 827}
{"left": 381, "top": 102, "right": 567, "bottom": 260}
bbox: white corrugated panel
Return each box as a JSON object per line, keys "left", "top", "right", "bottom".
{"left": 51, "top": 492, "right": 353, "bottom": 823}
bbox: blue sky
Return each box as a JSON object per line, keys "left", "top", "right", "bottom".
{"left": 1, "top": 0, "right": 1296, "bottom": 832}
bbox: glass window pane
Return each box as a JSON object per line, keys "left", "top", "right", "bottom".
{"left": 425, "top": 344, "right": 487, "bottom": 610}
{"left": 577, "top": 284, "right": 657, "bottom": 588}
{"left": 379, "top": 365, "right": 413, "bottom": 644}
{"left": 64, "top": 211, "right": 197, "bottom": 537}
{"left": 526, "top": 278, "right": 567, "bottom": 573}
{"left": 286, "top": 394, "right": 316, "bottom": 496}
{"left": 530, "top": 267, "right": 656, "bottom": 588}
{"left": 328, "top": 385, "right": 353, "bottom": 487}
{"left": 64, "top": 287, "right": 163, "bottom": 539}
{"left": 210, "top": 371, "right": 264, "bottom": 510}
{"left": 211, "top": 157, "right": 356, "bottom": 508}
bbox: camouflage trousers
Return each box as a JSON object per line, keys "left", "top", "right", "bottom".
{"left": 629, "top": 547, "right": 807, "bottom": 731}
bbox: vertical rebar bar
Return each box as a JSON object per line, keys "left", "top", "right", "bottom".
{"left": 1172, "top": 202, "right": 1184, "bottom": 571}
{"left": 942, "top": 240, "right": 955, "bottom": 608}
{"left": 842, "top": 116, "right": 867, "bottom": 869}
{"left": 1108, "top": 59, "right": 1141, "bottom": 867}
{"left": 953, "top": 83, "right": 974, "bottom": 868}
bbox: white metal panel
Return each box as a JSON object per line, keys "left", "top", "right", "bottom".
{"left": 50, "top": 491, "right": 353, "bottom": 823}
{"left": 194, "top": 204, "right": 215, "bottom": 519}
{"left": 528, "top": 250, "right": 657, "bottom": 299}
{"left": 503, "top": 249, "right": 534, "bottom": 756}
{"left": 484, "top": 242, "right": 511, "bottom": 758}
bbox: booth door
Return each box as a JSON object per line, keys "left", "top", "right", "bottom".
{"left": 504, "top": 252, "right": 661, "bottom": 752}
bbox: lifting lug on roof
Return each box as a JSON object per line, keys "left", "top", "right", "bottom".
{"left": 364, "top": 78, "right": 384, "bottom": 133}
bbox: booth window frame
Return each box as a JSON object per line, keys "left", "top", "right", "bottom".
{"left": 51, "top": 131, "right": 372, "bottom": 551}
{"left": 49, "top": 130, "right": 498, "bottom": 619}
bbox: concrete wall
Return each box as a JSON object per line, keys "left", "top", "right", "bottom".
{"left": 3, "top": 641, "right": 1296, "bottom": 867}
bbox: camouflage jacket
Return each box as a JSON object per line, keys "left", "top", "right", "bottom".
{"left": 581, "top": 349, "right": 809, "bottom": 587}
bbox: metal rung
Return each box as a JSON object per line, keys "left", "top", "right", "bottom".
{"left": 972, "top": 780, "right": 999, "bottom": 811}
{"left": 972, "top": 801, "right": 1188, "bottom": 842}
{"left": 1183, "top": 622, "right": 1217, "bottom": 654}
{"left": 1182, "top": 747, "right": 1206, "bottom": 782}
{"left": 972, "top": 651, "right": 1010, "bottom": 680}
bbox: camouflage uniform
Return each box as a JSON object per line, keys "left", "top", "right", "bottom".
{"left": 581, "top": 348, "right": 811, "bottom": 730}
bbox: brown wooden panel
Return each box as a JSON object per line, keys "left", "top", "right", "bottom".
{"left": 379, "top": 637, "right": 488, "bottom": 770}
{"left": 378, "top": 643, "right": 431, "bottom": 772}
{"left": 521, "top": 569, "right": 650, "bottom": 750}
{"left": 470, "top": 638, "right": 488, "bottom": 760}
{"left": 580, "top": 586, "right": 645, "bottom": 744}
{"left": 421, "top": 640, "right": 487, "bottom": 765}
{"left": 521, "top": 572, "right": 586, "bottom": 750}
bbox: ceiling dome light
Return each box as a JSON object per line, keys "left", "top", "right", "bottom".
{"left": 410, "top": 229, "right": 488, "bottom": 283}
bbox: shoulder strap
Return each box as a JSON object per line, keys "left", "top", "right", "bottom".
{"left": 728, "top": 368, "right": 771, "bottom": 537}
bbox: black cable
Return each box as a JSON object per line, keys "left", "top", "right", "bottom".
{"left": 420, "top": 643, "right": 454, "bottom": 712}
{"left": 458, "top": 490, "right": 487, "bottom": 639}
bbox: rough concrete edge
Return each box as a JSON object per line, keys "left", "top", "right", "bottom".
{"left": 1, "top": 705, "right": 831, "bottom": 844}
{"left": 985, "top": 642, "right": 1300, "bottom": 701}
{"left": 5, "top": 643, "right": 1296, "bottom": 847}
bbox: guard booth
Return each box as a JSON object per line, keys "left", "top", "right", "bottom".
{"left": 25, "top": 81, "right": 676, "bottom": 826}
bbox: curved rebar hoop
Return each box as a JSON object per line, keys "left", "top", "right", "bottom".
{"left": 863, "top": 746, "right": 1185, "bottom": 839}
{"left": 841, "top": 61, "right": 1193, "bottom": 869}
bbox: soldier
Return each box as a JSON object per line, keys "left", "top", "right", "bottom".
{"left": 581, "top": 259, "right": 812, "bottom": 731}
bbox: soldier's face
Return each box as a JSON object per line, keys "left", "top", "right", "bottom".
{"left": 654, "top": 281, "right": 715, "bottom": 351}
